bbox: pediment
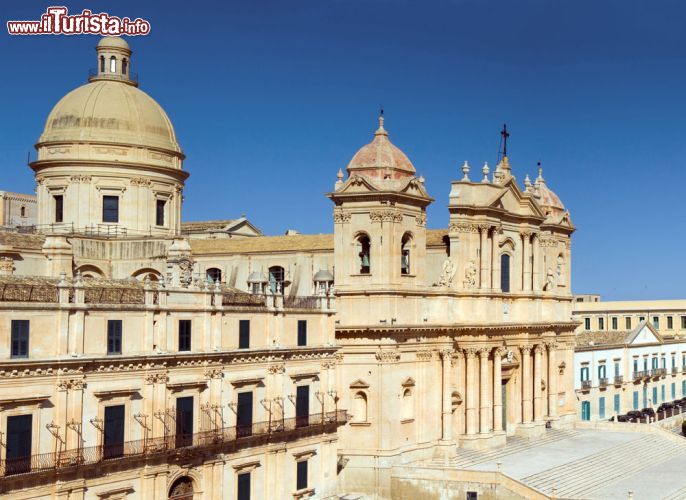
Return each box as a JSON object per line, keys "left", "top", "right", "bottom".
{"left": 489, "top": 179, "right": 546, "bottom": 218}
{"left": 401, "top": 377, "right": 415, "bottom": 387}
{"left": 626, "top": 322, "right": 663, "bottom": 345}
{"left": 349, "top": 379, "right": 370, "bottom": 389}
{"left": 397, "top": 178, "right": 431, "bottom": 199}
{"left": 336, "top": 175, "right": 380, "bottom": 194}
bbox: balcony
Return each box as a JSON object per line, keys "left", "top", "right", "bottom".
{"left": 651, "top": 368, "right": 667, "bottom": 378}
{"left": 581, "top": 380, "right": 592, "bottom": 390}
{"left": 633, "top": 371, "right": 648, "bottom": 382}
{"left": 0, "top": 410, "right": 347, "bottom": 479}
{"left": 613, "top": 375, "right": 623, "bottom": 386}
{"left": 672, "top": 367, "right": 679, "bottom": 376}
{"left": 598, "top": 377, "right": 609, "bottom": 388}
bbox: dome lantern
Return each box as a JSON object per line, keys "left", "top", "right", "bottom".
{"left": 89, "top": 37, "right": 137, "bottom": 87}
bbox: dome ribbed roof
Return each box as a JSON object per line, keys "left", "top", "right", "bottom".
{"left": 38, "top": 80, "right": 182, "bottom": 159}
{"left": 346, "top": 116, "right": 416, "bottom": 180}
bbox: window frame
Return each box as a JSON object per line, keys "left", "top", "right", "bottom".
{"left": 239, "top": 319, "right": 250, "bottom": 349}
{"left": 178, "top": 319, "right": 192, "bottom": 352}
{"left": 106, "top": 319, "right": 122, "bottom": 355}
{"left": 297, "top": 320, "right": 307, "bottom": 347}
{"left": 296, "top": 459, "right": 308, "bottom": 491}
{"left": 54, "top": 195, "right": 64, "bottom": 223}
{"left": 102, "top": 195, "right": 119, "bottom": 223}
{"left": 10, "top": 320, "right": 29, "bottom": 359}
{"left": 155, "top": 199, "right": 166, "bottom": 227}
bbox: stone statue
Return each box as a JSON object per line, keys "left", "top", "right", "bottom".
{"left": 544, "top": 266, "right": 555, "bottom": 291}
{"left": 178, "top": 257, "right": 194, "bottom": 288}
{"left": 463, "top": 259, "right": 477, "bottom": 288}
{"left": 437, "top": 259, "right": 456, "bottom": 287}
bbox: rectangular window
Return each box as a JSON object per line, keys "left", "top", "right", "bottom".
{"left": 652, "top": 387, "right": 658, "bottom": 406}
{"left": 653, "top": 316, "right": 660, "bottom": 329}
{"left": 625, "top": 317, "right": 632, "bottom": 330}
{"left": 661, "top": 385, "right": 665, "bottom": 402}
{"left": 598, "top": 364, "right": 606, "bottom": 379}
{"left": 672, "top": 383, "right": 676, "bottom": 399}
{"left": 178, "top": 319, "right": 191, "bottom": 352}
{"left": 614, "top": 394, "right": 620, "bottom": 414}
{"left": 580, "top": 367, "right": 589, "bottom": 382}
{"left": 107, "top": 320, "right": 122, "bottom": 355}
{"left": 466, "top": 493, "right": 478, "bottom": 500}
{"left": 633, "top": 359, "right": 638, "bottom": 374}
{"left": 581, "top": 401, "right": 591, "bottom": 421}
{"left": 598, "top": 317, "right": 605, "bottom": 330}
{"left": 643, "top": 386, "right": 647, "bottom": 408}
{"left": 682, "top": 380, "right": 686, "bottom": 396}
{"left": 236, "top": 391, "right": 253, "bottom": 438}
{"left": 673, "top": 356, "right": 676, "bottom": 368}
{"left": 662, "top": 357, "right": 666, "bottom": 369}
{"left": 239, "top": 320, "right": 250, "bottom": 349}
{"left": 296, "top": 460, "right": 308, "bottom": 491}
{"left": 103, "top": 404, "right": 125, "bottom": 459}
{"left": 643, "top": 358, "right": 648, "bottom": 371}
{"left": 584, "top": 318, "right": 591, "bottom": 331}
{"left": 682, "top": 316, "right": 686, "bottom": 329}
{"left": 237, "top": 472, "right": 251, "bottom": 500}
{"left": 639, "top": 316, "right": 645, "bottom": 323}
{"left": 156, "top": 199, "right": 166, "bottom": 227}
{"left": 599, "top": 397, "right": 605, "bottom": 419}
{"left": 633, "top": 391, "right": 638, "bottom": 410}
{"left": 668, "top": 316, "right": 674, "bottom": 329}
{"left": 10, "top": 320, "right": 29, "bottom": 359}
{"left": 175, "top": 396, "right": 194, "bottom": 448}
{"left": 296, "top": 385, "right": 310, "bottom": 428}
{"left": 54, "top": 195, "right": 64, "bottom": 223}
{"left": 297, "top": 320, "right": 307, "bottom": 347}
{"left": 611, "top": 317, "right": 618, "bottom": 330}
{"left": 614, "top": 362, "right": 620, "bottom": 377}
{"left": 6, "top": 414, "right": 32, "bottom": 475}
{"left": 102, "top": 195, "right": 119, "bottom": 223}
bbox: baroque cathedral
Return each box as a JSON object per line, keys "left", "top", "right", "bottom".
{"left": 0, "top": 37, "right": 577, "bottom": 499}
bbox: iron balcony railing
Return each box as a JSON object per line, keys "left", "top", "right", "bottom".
{"left": 88, "top": 68, "right": 139, "bottom": 84}
{"left": 0, "top": 410, "right": 347, "bottom": 479}
{"left": 613, "top": 375, "right": 623, "bottom": 386}
{"left": 672, "top": 367, "right": 679, "bottom": 375}
{"left": 581, "top": 380, "right": 592, "bottom": 390}
{"left": 598, "top": 377, "right": 609, "bottom": 388}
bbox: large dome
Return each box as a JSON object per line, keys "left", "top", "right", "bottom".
{"left": 346, "top": 116, "right": 416, "bottom": 180}
{"left": 38, "top": 80, "right": 182, "bottom": 157}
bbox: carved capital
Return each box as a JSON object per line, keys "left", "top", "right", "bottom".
{"left": 477, "top": 347, "right": 490, "bottom": 358}
{"left": 463, "top": 347, "right": 479, "bottom": 359}
{"left": 267, "top": 363, "right": 286, "bottom": 374}
{"left": 494, "top": 346, "right": 508, "bottom": 358}
{"left": 416, "top": 349, "right": 433, "bottom": 362}
{"left": 333, "top": 211, "right": 351, "bottom": 223}
{"left": 415, "top": 214, "right": 427, "bottom": 227}
{"left": 545, "top": 340, "right": 559, "bottom": 351}
{"left": 534, "top": 344, "right": 545, "bottom": 355}
{"left": 204, "top": 368, "right": 224, "bottom": 379}
{"left": 375, "top": 350, "right": 400, "bottom": 363}
{"left": 370, "top": 209, "right": 403, "bottom": 223}
{"left": 520, "top": 345, "right": 533, "bottom": 355}
{"left": 440, "top": 348, "right": 454, "bottom": 360}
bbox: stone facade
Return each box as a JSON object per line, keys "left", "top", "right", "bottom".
{"left": 0, "top": 37, "right": 581, "bottom": 499}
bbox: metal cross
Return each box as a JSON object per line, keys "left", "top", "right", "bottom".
{"left": 500, "top": 123, "right": 510, "bottom": 156}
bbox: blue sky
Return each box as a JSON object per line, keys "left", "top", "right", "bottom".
{"left": 2, "top": 1, "right": 685, "bottom": 300}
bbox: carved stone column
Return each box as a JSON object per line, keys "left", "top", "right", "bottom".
{"left": 534, "top": 345, "right": 544, "bottom": 422}
{"left": 479, "top": 348, "right": 491, "bottom": 434}
{"left": 532, "top": 233, "right": 541, "bottom": 291}
{"left": 521, "top": 346, "right": 533, "bottom": 424}
{"left": 493, "top": 347, "right": 507, "bottom": 432}
{"left": 465, "top": 348, "right": 478, "bottom": 435}
{"left": 547, "top": 341, "right": 558, "bottom": 419}
{"left": 521, "top": 231, "right": 532, "bottom": 292}
{"left": 441, "top": 348, "right": 454, "bottom": 441}
{"left": 479, "top": 226, "right": 489, "bottom": 289}
{"left": 491, "top": 226, "right": 500, "bottom": 291}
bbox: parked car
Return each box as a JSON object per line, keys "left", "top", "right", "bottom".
{"left": 641, "top": 408, "right": 656, "bottom": 418}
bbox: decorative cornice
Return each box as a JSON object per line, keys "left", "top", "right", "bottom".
{"left": 416, "top": 349, "right": 433, "bottom": 362}
{"left": 449, "top": 222, "right": 479, "bottom": 233}
{"left": 267, "top": 363, "right": 286, "bottom": 374}
{"left": 69, "top": 175, "right": 92, "bottom": 184}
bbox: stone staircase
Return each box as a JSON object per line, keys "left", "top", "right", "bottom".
{"left": 520, "top": 434, "right": 686, "bottom": 499}
{"left": 428, "top": 428, "right": 581, "bottom": 468}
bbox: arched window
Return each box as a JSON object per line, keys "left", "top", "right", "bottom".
{"left": 206, "top": 267, "right": 222, "bottom": 284}
{"left": 401, "top": 233, "right": 412, "bottom": 275}
{"left": 356, "top": 234, "right": 371, "bottom": 274}
{"left": 122, "top": 58, "right": 128, "bottom": 75}
{"left": 168, "top": 476, "right": 194, "bottom": 500}
{"left": 99, "top": 55, "right": 105, "bottom": 72}
{"left": 268, "top": 266, "right": 285, "bottom": 294}
{"left": 500, "top": 253, "right": 511, "bottom": 293}
{"left": 401, "top": 388, "right": 414, "bottom": 420}
{"left": 109, "top": 56, "right": 116, "bottom": 73}
{"left": 352, "top": 391, "right": 368, "bottom": 423}
{"left": 20, "top": 206, "right": 26, "bottom": 218}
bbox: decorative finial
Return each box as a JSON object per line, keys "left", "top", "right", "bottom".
{"left": 481, "top": 162, "right": 490, "bottom": 183}
{"left": 418, "top": 174, "right": 425, "bottom": 184}
{"left": 335, "top": 168, "right": 344, "bottom": 190}
{"left": 375, "top": 108, "right": 388, "bottom": 137}
{"left": 536, "top": 161, "right": 544, "bottom": 183}
{"left": 461, "top": 161, "right": 470, "bottom": 181}
{"left": 524, "top": 174, "right": 532, "bottom": 192}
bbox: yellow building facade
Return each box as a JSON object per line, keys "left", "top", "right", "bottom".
{"left": 0, "top": 37, "right": 580, "bottom": 499}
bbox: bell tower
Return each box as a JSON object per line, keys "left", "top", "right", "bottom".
{"left": 328, "top": 115, "right": 433, "bottom": 294}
